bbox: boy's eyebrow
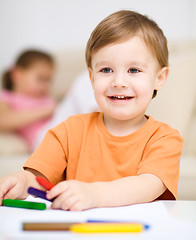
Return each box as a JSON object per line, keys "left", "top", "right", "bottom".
{"left": 94, "top": 61, "right": 148, "bottom": 69}
{"left": 94, "top": 61, "right": 111, "bottom": 68}
{"left": 128, "top": 61, "right": 148, "bottom": 68}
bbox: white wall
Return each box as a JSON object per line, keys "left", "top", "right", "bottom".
{"left": 0, "top": 0, "right": 195, "bottom": 79}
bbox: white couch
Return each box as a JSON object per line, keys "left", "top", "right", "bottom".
{"left": 0, "top": 41, "right": 196, "bottom": 200}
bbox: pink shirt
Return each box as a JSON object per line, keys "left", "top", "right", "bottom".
{"left": 0, "top": 90, "right": 56, "bottom": 148}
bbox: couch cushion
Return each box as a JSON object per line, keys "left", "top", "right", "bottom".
{"left": 0, "top": 133, "right": 29, "bottom": 154}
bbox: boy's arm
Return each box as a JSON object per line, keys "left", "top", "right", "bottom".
{"left": 0, "top": 101, "right": 55, "bottom": 131}
{"left": 47, "top": 173, "right": 166, "bottom": 211}
{"left": 93, "top": 174, "right": 166, "bottom": 207}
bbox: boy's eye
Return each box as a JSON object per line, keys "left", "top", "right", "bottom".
{"left": 100, "top": 68, "right": 113, "bottom": 73}
{"left": 128, "top": 68, "right": 140, "bottom": 73}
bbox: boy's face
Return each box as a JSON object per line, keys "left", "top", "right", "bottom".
{"left": 89, "top": 36, "right": 168, "bottom": 122}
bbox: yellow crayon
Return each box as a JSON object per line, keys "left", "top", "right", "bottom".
{"left": 70, "top": 223, "right": 144, "bottom": 233}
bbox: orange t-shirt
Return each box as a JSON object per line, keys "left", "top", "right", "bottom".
{"left": 24, "top": 112, "right": 183, "bottom": 200}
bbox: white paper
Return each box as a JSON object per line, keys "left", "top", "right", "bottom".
{"left": 1, "top": 198, "right": 196, "bottom": 240}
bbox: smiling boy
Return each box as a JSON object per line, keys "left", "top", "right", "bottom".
{"left": 0, "top": 10, "right": 183, "bottom": 211}
{"left": 89, "top": 36, "right": 167, "bottom": 134}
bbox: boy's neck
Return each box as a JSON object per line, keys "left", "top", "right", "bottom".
{"left": 103, "top": 114, "right": 148, "bottom": 136}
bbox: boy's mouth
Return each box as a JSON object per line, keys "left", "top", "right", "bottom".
{"left": 108, "top": 95, "right": 134, "bottom": 100}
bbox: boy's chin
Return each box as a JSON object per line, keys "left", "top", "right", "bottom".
{"left": 105, "top": 112, "right": 135, "bottom": 121}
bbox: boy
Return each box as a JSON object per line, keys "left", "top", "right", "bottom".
{"left": 0, "top": 10, "right": 183, "bottom": 211}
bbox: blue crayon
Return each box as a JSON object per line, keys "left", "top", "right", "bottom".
{"left": 28, "top": 187, "right": 55, "bottom": 202}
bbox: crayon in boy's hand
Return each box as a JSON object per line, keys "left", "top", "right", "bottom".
{"left": 28, "top": 187, "right": 55, "bottom": 202}
{"left": 36, "top": 176, "right": 55, "bottom": 190}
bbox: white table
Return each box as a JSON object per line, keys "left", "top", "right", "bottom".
{"left": 163, "top": 200, "right": 196, "bottom": 223}
{"left": 0, "top": 200, "right": 196, "bottom": 240}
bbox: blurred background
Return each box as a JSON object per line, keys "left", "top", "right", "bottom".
{"left": 0, "top": 0, "right": 195, "bottom": 62}
{"left": 0, "top": 0, "right": 196, "bottom": 200}
{"left": 0, "top": 0, "right": 196, "bottom": 94}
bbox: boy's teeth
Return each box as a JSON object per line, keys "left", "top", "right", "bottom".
{"left": 110, "top": 95, "right": 132, "bottom": 100}
{"left": 115, "top": 96, "right": 125, "bottom": 99}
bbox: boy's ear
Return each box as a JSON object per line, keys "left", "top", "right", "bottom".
{"left": 88, "top": 68, "right": 94, "bottom": 87}
{"left": 155, "top": 67, "right": 169, "bottom": 91}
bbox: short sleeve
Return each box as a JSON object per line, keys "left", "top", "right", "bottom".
{"left": 23, "top": 122, "right": 68, "bottom": 184}
{"left": 137, "top": 129, "right": 183, "bottom": 200}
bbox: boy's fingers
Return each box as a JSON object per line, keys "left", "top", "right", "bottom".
{"left": 3, "top": 184, "right": 20, "bottom": 200}
{"left": 0, "top": 180, "right": 16, "bottom": 203}
{"left": 47, "top": 181, "right": 68, "bottom": 199}
{"left": 52, "top": 193, "right": 77, "bottom": 210}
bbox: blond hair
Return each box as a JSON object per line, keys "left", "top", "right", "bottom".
{"left": 86, "top": 10, "right": 168, "bottom": 68}
{"left": 85, "top": 10, "right": 168, "bottom": 98}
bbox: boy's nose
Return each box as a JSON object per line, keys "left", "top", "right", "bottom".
{"left": 111, "top": 75, "right": 128, "bottom": 88}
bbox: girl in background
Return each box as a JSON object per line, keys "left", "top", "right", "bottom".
{"left": 0, "top": 50, "right": 56, "bottom": 150}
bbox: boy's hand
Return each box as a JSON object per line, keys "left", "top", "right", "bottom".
{"left": 47, "top": 180, "right": 97, "bottom": 211}
{"left": 0, "top": 171, "right": 30, "bottom": 205}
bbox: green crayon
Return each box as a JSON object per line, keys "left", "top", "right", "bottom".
{"left": 2, "top": 199, "right": 46, "bottom": 210}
